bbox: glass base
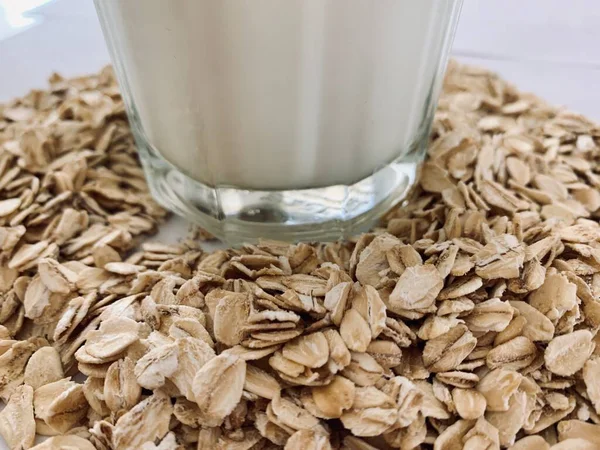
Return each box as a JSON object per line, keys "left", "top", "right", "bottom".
{"left": 138, "top": 144, "right": 420, "bottom": 244}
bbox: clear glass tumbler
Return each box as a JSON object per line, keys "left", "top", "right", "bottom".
{"left": 94, "top": 0, "right": 463, "bottom": 244}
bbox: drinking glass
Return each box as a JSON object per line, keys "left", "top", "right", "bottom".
{"left": 94, "top": 0, "right": 463, "bottom": 243}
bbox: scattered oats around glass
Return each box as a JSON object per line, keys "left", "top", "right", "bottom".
{"left": 0, "top": 61, "right": 599, "bottom": 449}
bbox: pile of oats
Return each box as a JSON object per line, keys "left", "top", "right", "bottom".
{"left": 1, "top": 61, "right": 600, "bottom": 450}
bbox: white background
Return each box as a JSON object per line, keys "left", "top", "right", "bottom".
{"left": 0, "top": 0, "right": 599, "bottom": 447}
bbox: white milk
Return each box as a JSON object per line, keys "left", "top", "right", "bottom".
{"left": 99, "top": 0, "right": 456, "bottom": 190}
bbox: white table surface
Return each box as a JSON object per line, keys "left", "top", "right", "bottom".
{"left": 0, "top": 0, "right": 599, "bottom": 447}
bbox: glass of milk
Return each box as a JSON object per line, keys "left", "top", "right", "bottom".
{"left": 94, "top": 0, "right": 463, "bottom": 243}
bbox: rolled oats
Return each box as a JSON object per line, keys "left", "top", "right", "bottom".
{"left": 509, "top": 436, "right": 551, "bottom": 450}
{"left": 557, "top": 420, "right": 600, "bottom": 446}
{"left": 389, "top": 264, "right": 444, "bottom": 311}
{"left": 462, "top": 417, "right": 500, "bottom": 449}
{"left": 422, "top": 324, "right": 477, "bottom": 372}
{"left": 112, "top": 391, "right": 173, "bottom": 450}
{"left": 477, "top": 368, "right": 522, "bottom": 412}
{"left": 255, "top": 415, "right": 291, "bottom": 447}
{"left": 486, "top": 336, "right": 537, "bottom": 370}
{"left": 549, "top": 439, "right": 597, "bottom": 450}
{"left": 213, "top": 292, "right": 251, "bottom": 346}
{"left": 0, "top": 338, "right": 46, "bottom": 401}
{"left": 1, "top": 61, "right": 600, "bottom": 449}
{"left": 352, "top": 284, "right": 387, "bottom": 338}
{"left": 103, "top": 357, "right": 140, "bottom": 412}
{"left": 366, "top": 340, "right": 402, "bottom": 368}
{"left": 355, "top": 234, "right": 400, "bottom": 286}
{"left": 192, "top": 354, "right": 246, "bottom": 427}
{"left": 340, "top": 309, "right": 372, "bottom": 353}
{"left": 414, "top": 380, "right": 449, "bottom": 420}
{"left": 22, "top": 346, "right": 63, "bottom": 390}
{"left": 30, "top": 435, "right": 96, "bottom": 450}
{"left": 244, "top": 364, "right": 280, "bottom": 400}
{"left": 464, "top": 297, "right": 514, "bottom": 332}
{"left": 341, "top": 352, "right": 384, "bottom": 387}
{"left": 0, "top": 385, "right": 35, "bottom": 450}
{"left": 83, "top": 317, "right": 140, "bottom": 359}
{"left": 311, "top": 375, "right": 355, "bottom": 419}
{"left": 270, "top": 392, "right": 320, "bottom": 431}
{"left": 433, "top": 419, "right": 475, "bottom": 450}
{"left": 268, "top": 350, "right": 305, "bottom": 378}
{"left": 322, "top": 328, "right": 351, "bottom": 374}
{"left": 509, "top": 300, "right": 555, "bottom": 342}
{"left": 169, "top": 337, "right": 215, "bottom": 400}
{"left": 487, "top": 390, "right": 530, "bottom": 447}
{"left": 285, "top": 429, "right": 332, "bottom": 450}
{"left": 282, "top": 332, "right": 329, "bottom": 368}
{"left": 545, "top": 330, "right": 595, "bottom": 376}
{"left": 340, "top": 407, "right": 398, "bottom": 437}
{"left": 34, "top": 378, "right": 88, "bottom": 434}
{"left": 528, "top": 272, "right": 577, "bottom": 322}
{"left": 324, "top": 281, "right": 352, "bottom": 326}
{"left": 134, "top": 341, "right": 178, "bottom": 390}
{"left": 452, "top": 388, "right": 487, "bottom": 420}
